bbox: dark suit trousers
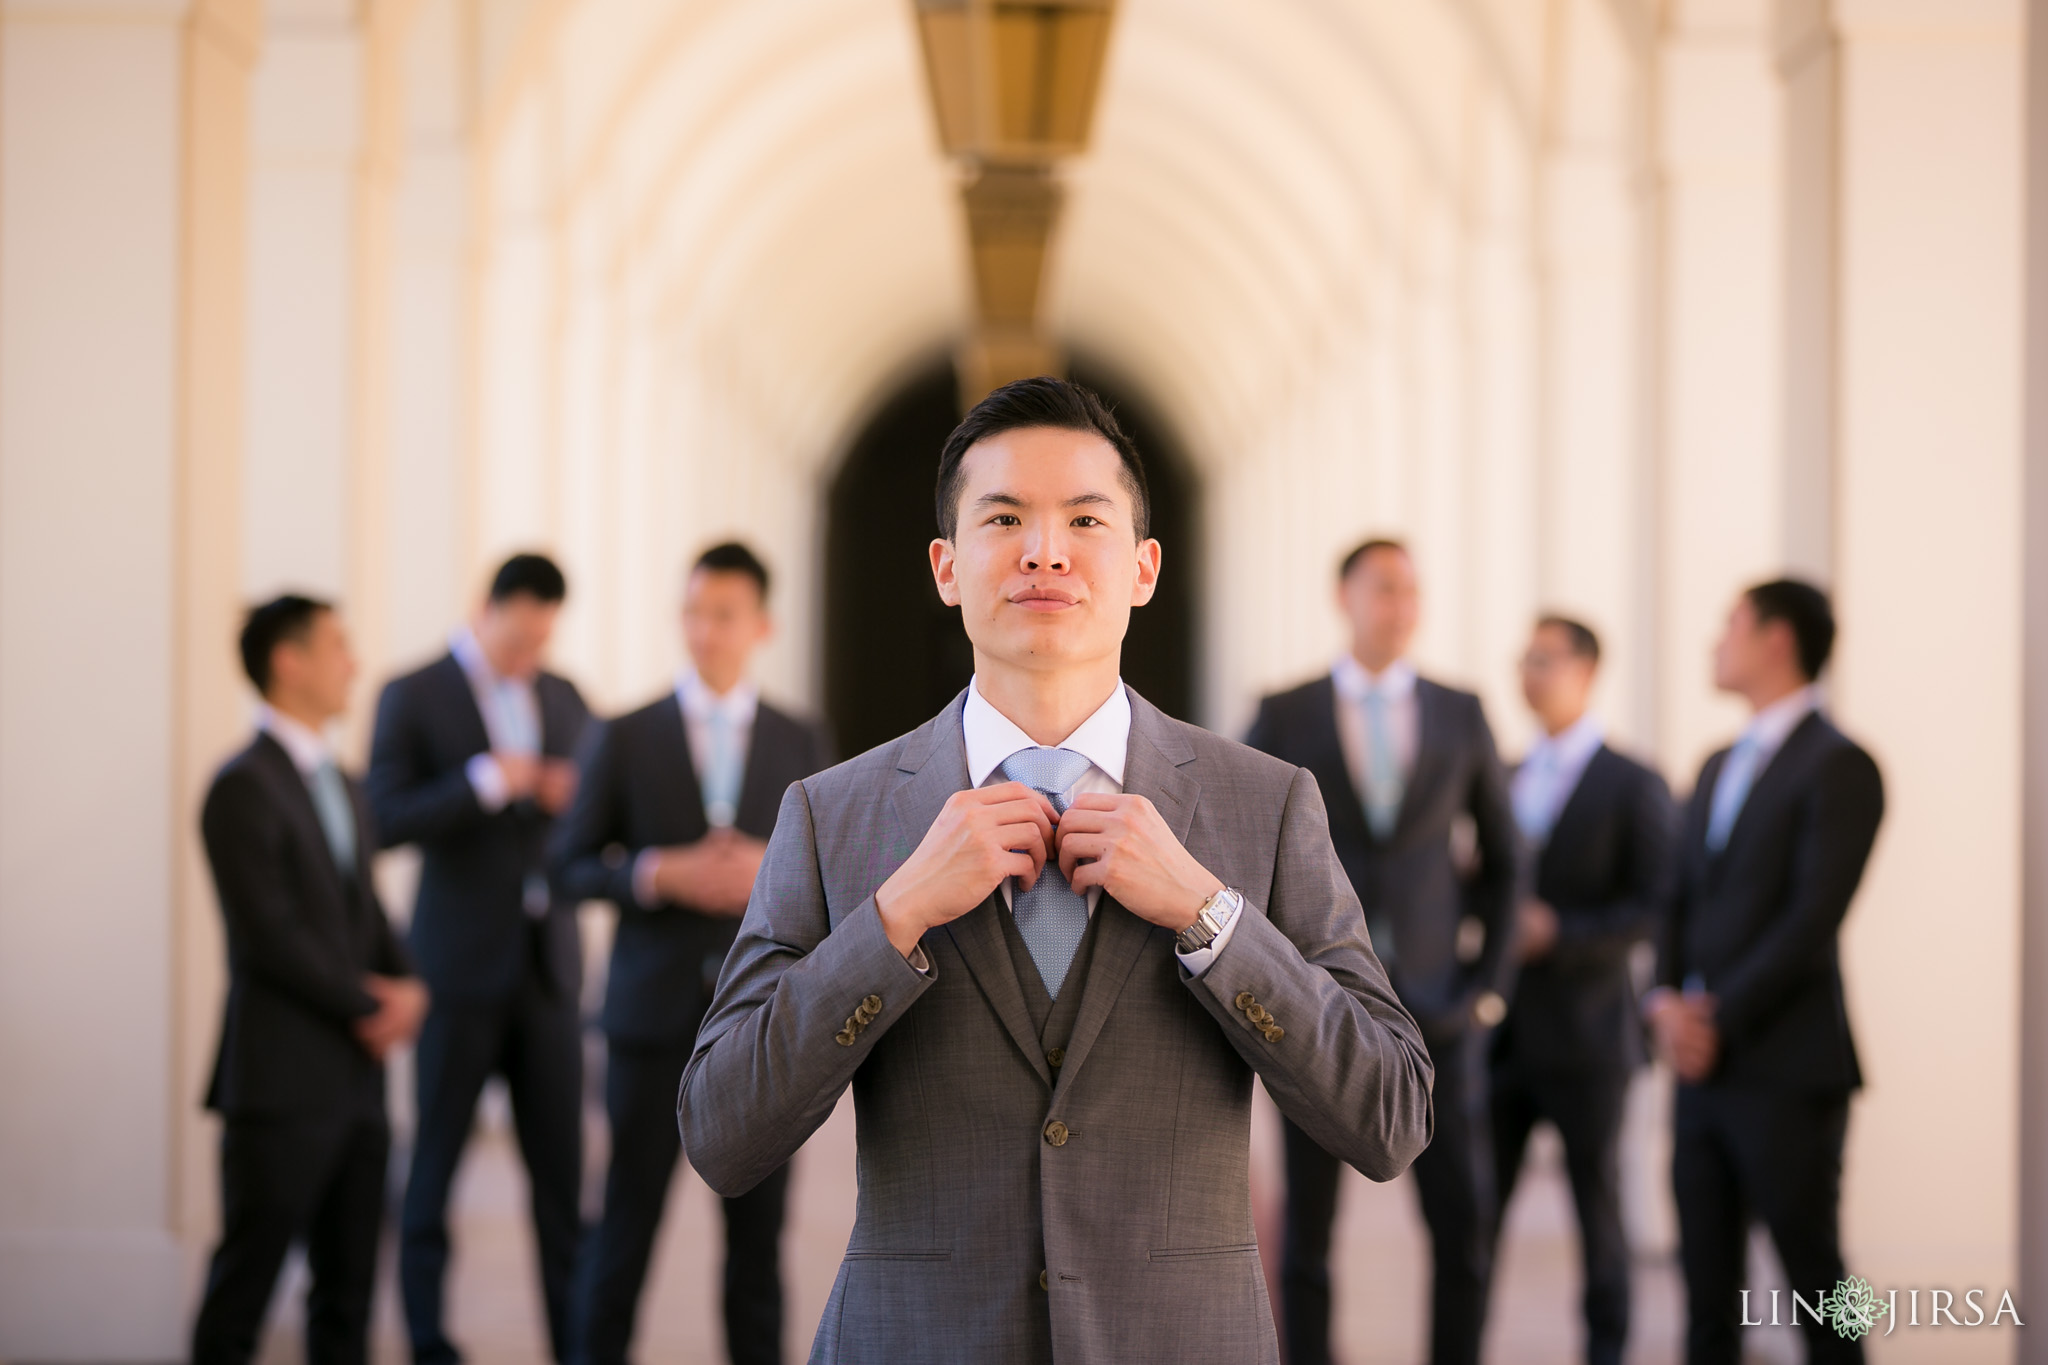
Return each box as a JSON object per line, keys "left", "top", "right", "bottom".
{"left": 190, "top": 1106, "right": 390, "bottom": 1365}
{"left": 1284, "top": 1027, "right": 1493, "bottom": 1365}
{"left": 1491, "top": 1063, "right": 1632, "bottom": 1365}
{"left": 574, "top": 1039, "right": 790, "bottom": 1365}
{"left": 1673, "top": 1084, "right": 1856, "bottom": 1365}
{"left": 401, "top": 954, "right": 584, "bottom": 1363}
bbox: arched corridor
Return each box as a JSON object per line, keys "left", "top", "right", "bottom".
{"left": 2, "top": 1, "right": 2045, "bottom": 1361}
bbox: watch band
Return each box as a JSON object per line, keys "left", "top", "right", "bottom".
{"left": 1176, "top": 887, "right": 1241, "bottom": 954}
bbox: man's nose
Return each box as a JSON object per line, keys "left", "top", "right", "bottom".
{"left": 1021, "top": 526, "right": 1070, "bottom": 574}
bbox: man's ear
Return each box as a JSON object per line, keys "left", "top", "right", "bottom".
{"left": 930, "top": 539, "right": 961, "bottom": 607}
{"left": 1130, "top": 538, "right": 1162, "bottom": 608}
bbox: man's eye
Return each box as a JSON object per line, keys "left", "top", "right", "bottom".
{"left": 989, "top": 514, "right": 1021, "bottom": 527}
{"left": 1071, "top": 516, "right": 1102, "bottom": 528}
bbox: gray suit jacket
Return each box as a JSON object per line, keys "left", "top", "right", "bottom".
{"left": 679, "top": 687, "right": 1433, "bottom": 1364}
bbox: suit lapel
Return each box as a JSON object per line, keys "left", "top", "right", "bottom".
{"left": 1716, "top": 711, "right": 1824, "bottom": 862}
{"left": 733, "top": 704, "right": 785, "bottom": 836}
{"left": 252, "top": 734, "right": 356, "bottom": 914}
{"left": 435, "top": 653, "right": 494, "bottom": 758}
{"left": 1395, "top": 680, "right": 1452, "bottom": 842}
{"left": 663, "top": 694, "right": 711, "bottom": 833}
{"left": 1540, "top": 745, "right": 1612, "bottom": 874}
{"left": 1055, "top": 688, "right": 1196, "bottom": 1089}
{"left": 899, "top": 694, "right": 1057, "bottom": 1089}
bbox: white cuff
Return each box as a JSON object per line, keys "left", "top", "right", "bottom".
{"left": 631, "top": 848, "right": 663, "bottom": 908}
{"left": 466, "top": 753, "right": 509, "bottom": 812}
{"left": 1174, "top": 893, "right": 1243, "bottom": 978}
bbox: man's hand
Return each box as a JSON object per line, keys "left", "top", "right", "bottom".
{"left": 650, "top": 829, "right": 767, "bottom": 917}
{"left": 1516, "top": 898, "right": 1560, "bottom": 962}
{"left": 875, "top": 783, "right": 1056, "bottom": 957}
{"left": 1052, "top": 793, "right": 1223, "bottom": 932}
{"left": 1646, "top": 989, "right": 1720, "bottom": 1083}
{"left": 493, "top": 751, "right": 540, "bottom": 802}
{"left": 535, "top": 758, "right": 579, "bottom": 815}
{"left": 355, "top": 974, "right": 429, "bottom": 1061}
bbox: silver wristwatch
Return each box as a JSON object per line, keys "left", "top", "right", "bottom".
{"left": 1176, "top": 887, "right": 1243, "bottom": 954}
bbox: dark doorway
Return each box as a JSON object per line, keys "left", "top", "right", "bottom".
{"left": 823, "top": 360, "right": 1197, "bottom": 760}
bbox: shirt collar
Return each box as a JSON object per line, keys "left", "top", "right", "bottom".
{"left": 1530, "top": 711, "right": 1606, "bottom": 770}
{"left": 449, "top": 625, "right": 497, "bottom": 688}
{"left": 675, "top": 667, "right": 759, "bottom": 727}
{"left": 256, "top": 704, "right": 333, "bottom": 775}
{"left": 1331, "top": 654, "right": 1417, "bottom": 702}
{"left": 962, "top": 675, "right": 1131, "bottom": 790}
{"left": 1741, "top": 684, "right": 1822, "bottom": 758}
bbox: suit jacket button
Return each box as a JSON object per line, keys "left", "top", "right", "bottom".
{"left": 834, "top": 1028, "right": 855, "bottom": 1047}
{"left": 1047, "top": 1047, "right": 1065, "bottom": 1069}
{"left": 862, "top": 994, "right": 883, "bottom": 1014}
{"left": 1263, "top": 1025, "right": 1284, "bottom": 1043}
{"left": 1039, "top": 1269, "right": 1049, "bottom": 1290}
{"left": 1233, "top": 991, "right": 1256, "bottom": 1011}
{"left": 1044, "top": 1120, "right": 1069, "bottom": 1147}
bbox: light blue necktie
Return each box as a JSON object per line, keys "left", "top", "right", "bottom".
{"left": 495, "top": 678, "right": 540, "bottom": 755}
{"left": 307, "top": 759, "right": 358, "bottom": 878}
{"left": 1361, "top": 685, "right": 1405, "bottom": 841}
{"left": 1704, "top": 733, "right": 1762, "bottom": 853}
{"left": 999, "top": 746, "right": 1094, "bottom": 1000}
{"left": 702, "top": 706, "right": 742, "bottom": 827}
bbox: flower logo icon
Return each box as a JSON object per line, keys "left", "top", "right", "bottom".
{"left": 1820, "top": 1275, "right": 1890, "bottom": 1341}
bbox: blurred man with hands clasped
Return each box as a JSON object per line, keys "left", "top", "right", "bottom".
{"left": 1246, "top": 538, "right": 1518, "bottom": 1365}
{"left": 191, "top": 595, "right": 425, "bottom": 1365}
{"left": 369, "top": 552, "right": 593, "bottom": 1365}
{"left": 679, "top": 377, "right": 1432, "bottom": 1365}
{"left": 1488, "top": 616, "right": 1675, "bottom": 1365}
{"left": 1648, "top": 579, "right": 1884, "bottom": 1365}
{"left": 553, "top": 541, "right": 831, "bottom": 1365}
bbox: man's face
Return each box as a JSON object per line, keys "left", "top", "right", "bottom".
{"left": 272, "top": 609, "right": 357, "bottom": 721}
{"left": 1712, "top": 595, "right": 1782, "bottom": 694}
{"left": 1338, "top": 546, "right": 1420, "bottom": 664}
{"left": 1520, "top": 623, "right": 1595, "bottom": 721}
{"left": 475, "top": 594, "right": 560, "bottom": 681}
{"left": 683, "top": 568, "right": 770, "bottom": 691}
{"left": 931, "top": 426, "right": 1160, "bottom": 677}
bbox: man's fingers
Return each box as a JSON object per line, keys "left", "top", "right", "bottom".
{"left": 1066, "top": 853, "right": 1111, "bottom": 893}
{"left": 1056, "top": 832, "right": 1109, "bottom": 882}
{"left": 1064, "top": 792, "right": 1121, "bottom": 812}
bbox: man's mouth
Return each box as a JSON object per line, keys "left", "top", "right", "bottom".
{"left": 1010, "top": 586, "right": 1080, "bottom": 612}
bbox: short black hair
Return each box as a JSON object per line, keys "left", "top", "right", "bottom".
{"left": 693, "top": 540, "right": 770, "bottom": 602}
{"left": 934, "top": 376, "right": 1150, "bottom": 541}
{"left": 1536, "top": 614, "right": 1601, "bottom": 664}
{"left": 239, "top": 594, "right": 331, "bottom": 695}
{"left": 1338, "top": 537, "right": 1409, "bottom": 581}
{"left": 488, "top": 552, "right": 567, "bottom": 604}
{"left": 1745, "top": 577, "right": 1836, "bottom": 680}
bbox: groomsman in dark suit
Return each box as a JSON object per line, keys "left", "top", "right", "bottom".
{"left": 1646, "top": 579, "right": 1884, "bottom": 1365}
{"left": 369, "top": 553, "right": 593, "bottom": 1364}
{"left": 1247, "top": 539, "right": 1518, "bottom": 1365}
{"left": 553, "top": 542, "right": 831, "bottom": 1365}
{"left": 1489, "top": 616, "right": 1675, "bottom": 1365}
{"left": 191, "top": 595, "right": 427, "bottom": 1364}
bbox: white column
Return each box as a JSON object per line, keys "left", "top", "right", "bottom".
{"left": 0, "top": 0, "right": 259, "bottom": 1356}
{"left": 1828, "top": 0, "right": 2024, "bottom": 1318}
{"left": 2021, "top": 0, "right": 2048, "bottom": 1347}
{"left": 242, "top": 0, "right": 361, "bottom": 600}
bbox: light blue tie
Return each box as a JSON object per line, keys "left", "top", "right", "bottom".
{"left": 702, "top": 706, "right": 741, "bottom": 827}
{"left": 1362, "top": 686, "right": 1405, "bottom": 841}
{"left": 1704, "top": 734, "right": 1762, "bottom": 853}
{"left": 307, "top": 759, "right": 358, "bottom": 878}
{"left": 496, "top": 678, "right": 540, "bottom": 754}
{"left": 999, "top": 747, "right": 1095, "bottom": 1000}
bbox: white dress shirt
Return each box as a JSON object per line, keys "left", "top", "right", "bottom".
{"left": 1511, "top": 712, "right": 1607, "bottom": 847}
{"left": 256, "top": 703, "right": 334, "bottom": 775}
{"left": 958, "top": 674, "right": 1239, "bottom": 976}
{"left": 449, "top": 625, "right": 542, "bottom": 812}
{"left": 1330, "top": 654, "right": 1419, "bottom": 805}
{"left": 676, "top": 668, "right": 760, "bottom": 824}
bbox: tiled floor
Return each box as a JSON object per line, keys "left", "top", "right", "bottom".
{"left": 250, "top": 1069, "right": 1739, "bottom": 1365}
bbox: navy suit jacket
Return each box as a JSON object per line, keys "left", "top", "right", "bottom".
{"left": 1656, "top": 711, "right": 1884, "bottom": 1093}
{"left": 1246, "top": 672, "right": 1519, "bottom": 1041}
{"left": 201, "top": 733, "right": 414, "bottom": 1115}
{"left": 367, "top": 653, "right": 591, "bottom": 1003}
{"left": 550, "top": 691, "right": 831, "bottom": 1045}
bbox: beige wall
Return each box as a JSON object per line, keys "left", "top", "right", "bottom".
{"left": 0, "top": 0, "right": 2037, "bottom": 1357}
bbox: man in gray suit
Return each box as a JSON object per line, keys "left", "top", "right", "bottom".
{"left": 680, "top": 377, "right": 1433, "bottom": 1365}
